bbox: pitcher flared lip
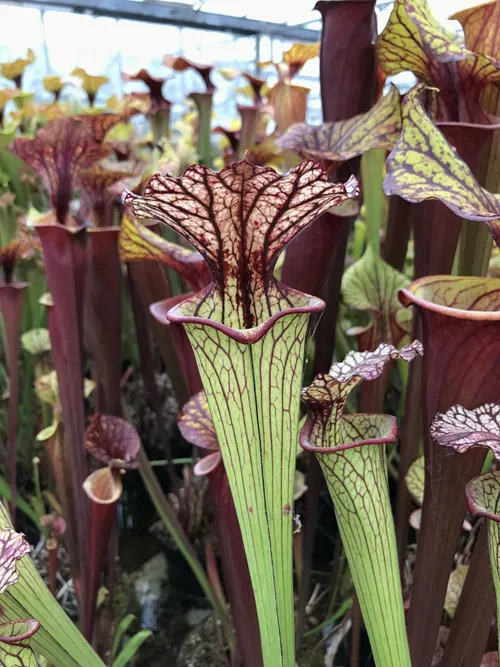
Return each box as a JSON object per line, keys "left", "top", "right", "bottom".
{"left": 436, "top": 119, "right": 500, "bottom": 133}
{"left": 466, "top": 472, "right": 500, "bottom": 524}
{"left": 399, "top": 276, "right": 500, "bottom": 321}
{"left": 87, "top": 226, "right": 121, "bottom": 234}
{"left": 300, "top": 413, "right": 398, "bottom": 454}
{"left": 150, "top": 284, "right": 325, "bottom": 345}
{"left": 35, "top": 222, "right": 87, "bottom": 234}
{"left": 0, "top": 281, "right": 28, "bottom": 291}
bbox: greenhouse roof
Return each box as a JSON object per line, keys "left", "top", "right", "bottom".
{"left": 8, "top": 0, "right": 478, "bottom": 41}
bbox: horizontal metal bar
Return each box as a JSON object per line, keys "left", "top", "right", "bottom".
{"left": 6, "top": 0, "right": 320, "bottom": 40}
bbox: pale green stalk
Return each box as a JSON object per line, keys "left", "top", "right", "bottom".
{"left": 150, "top": 108, "right": 171, "bottom": 143}
{"left": 482, "top": 450, "right": 496, "bottom": 475}
{"left": 238, "top": 106, "right": 258, "bottom": 158}
{"left": 184, "top": 312, "right": 310, "bottom": 667}
{"left": 458, "top": 222, "right": 492, "bottom": 276}
{"left": 317, "top": 446, "right": 410, "bottom": 666}
{"left": 350, "top": 218, "right": 366, "bottom": 261}
{"left": 303, "top": 597, "right": 352, "bottom": 638}
{"left": 191, "top": 92, "right": 213, "bottom": 166}
{"left": 360, "top": 147, "right": 387, "bottom": 255}
{"left": 31, "top": 456, "right": 47, "bottom": 531}
{"left": 396, "top": 358, "right": 409, "bottom": 421}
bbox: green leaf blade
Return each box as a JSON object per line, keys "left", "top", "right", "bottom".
{"left": 111, "top": 614, "right": 136, "bottom": 658}
{"left": 342, "top": 246, "right": 411, "bottom": 351}
{"left": 112, "top": 629, "right": 153, "bottom": 667}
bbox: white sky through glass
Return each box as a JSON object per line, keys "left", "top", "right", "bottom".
{"left": 0, "top": 0, "right": 488, "bottom": 125}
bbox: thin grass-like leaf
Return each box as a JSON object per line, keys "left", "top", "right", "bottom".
{"left": 112, "top": 629, "right": 153, "bottom": 667}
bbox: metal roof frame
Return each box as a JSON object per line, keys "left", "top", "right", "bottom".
{"left": 6, "top": 0, "right": 320, "bottom": 41}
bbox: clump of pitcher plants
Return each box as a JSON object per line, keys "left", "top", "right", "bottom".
{"left": 4, "top": 1, "right": 500, "bottom": 665}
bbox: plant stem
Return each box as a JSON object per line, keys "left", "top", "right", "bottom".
{"left": 350, "top": 218, "right": 366, "bottom": 261}
{"left": 47, "top": 537, "right": 58, "bottom": 595}
{"left": 191, "top": 92, "right": 213, "bottom": 167}
{"left": 31, "top": 456, "right": 46, "bottom": 526}
{"left": 150, "top": 108, "right": 171, "bottom": 143}
{"left": 126, "top": 259, "right": 188, "bottom": 407}
{"left": 238, "top": 106, "right": 258, "bottom": 158}
{"left": 303, "top": 597, "right": 352, "bottom": 638}
{"left": 86, "top": 228, "right": 122, "bottom": 417}
{"left": 126, "top": 263, "right": 181, "bottom": 485}
{"left": 360, "top": 147, "right": 386, "bottom": 256}
{"left": 482, "top": 450, "right": 496, "bottom": 474}
{"left": 43, "top": 425, "right": 80, "bottom": 583}
{"left": 314, "top": 220, "right": 350, "bottom": 373}
{"left": 326, "top": 538, "right": 345, "bottom": 618}
{"left": 458, "top": 221, "right": 492, "bottom": 276}
{"left": 151, "top": 458, "right": 194, "bottom": 467}
{"left": 0, "top": 283, "right": 26, "bottom": 526}
{"left": 37, "top": 225, "right": 90, "bottom": 613}
{"left": 208, "top": 464, "right": 263, "bottom": 667}
{"left": 383, "top": 196, "right": 411, "bottom": 271}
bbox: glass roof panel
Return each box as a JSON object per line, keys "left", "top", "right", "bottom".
{"left": 191, "top": 0, "right": 484, "bottom": 30}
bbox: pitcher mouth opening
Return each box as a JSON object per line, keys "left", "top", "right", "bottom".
{"left": 300, "top": 413, "right": 398, "bottom": 454}
{"left": 399, "top": 276, "right": 500, "bottom": 322}
{"left": 466, "top": 472, "right": 500, "bottom": 523}
{"left": 150, "top": 283, "right": 325, "bottom": 345}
